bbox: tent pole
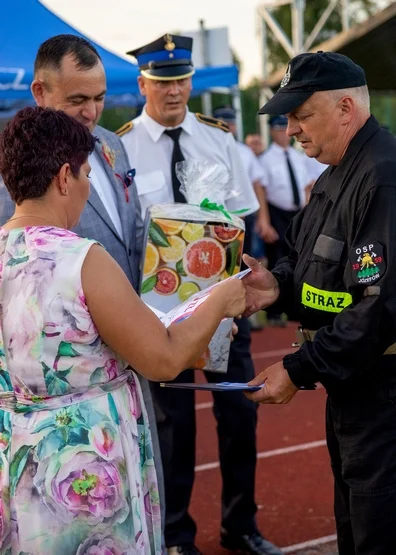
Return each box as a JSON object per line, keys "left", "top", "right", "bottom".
{"left": 199, "top": 19, "right": 212, "bottom": 116}
{"left": 231, "top": 86, "right": 243, "bottom": 142}
{"left": 341, "top": 0, "right": 350, "bottom": 31}
{"left": 258, "top": 13, "right": 270, "bottom": 147}
{"left": 202, "top": 92, "right": 212, "bottom": 116}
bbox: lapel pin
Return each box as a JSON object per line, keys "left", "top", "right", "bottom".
{"left": 115, "top": 169, "right": 136, "bottom": 203}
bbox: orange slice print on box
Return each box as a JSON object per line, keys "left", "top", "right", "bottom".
{"left": 211, "top": 225, "right": 241, "bottom": 243}
{"left": 144, "top": 243, "right": 160, "bottom": 276}
{"left": 154, "top": 268, "right": 180, "bottom": 295}
{"left": 183, "top": 238, "right": 226, "bottom": 281}
{"left": 154, "top": 219, "right": 185, "bottom": 235}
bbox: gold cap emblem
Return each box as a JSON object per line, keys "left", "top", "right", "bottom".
{"left": 164, "top": 34, "right": 176, "bottom": 51}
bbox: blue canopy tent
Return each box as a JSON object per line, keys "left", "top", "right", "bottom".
{"left": 0, "top": 0, "right": 239, "bottom": 107}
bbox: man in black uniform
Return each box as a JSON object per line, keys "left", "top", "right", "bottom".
{"left": 243, "top": 51, "right": 396, "bottom": 555}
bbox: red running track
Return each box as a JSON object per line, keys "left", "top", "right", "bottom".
{"left": 189, "top": 324, "right": 336, "bottom": 554}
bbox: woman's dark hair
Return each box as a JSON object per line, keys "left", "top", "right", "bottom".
{"left": 0, "top": 106, "right": 96, "bottom": 204}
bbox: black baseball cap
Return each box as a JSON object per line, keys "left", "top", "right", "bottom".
{"left": 259, "top": 51, "right": 366, "bottom": 115}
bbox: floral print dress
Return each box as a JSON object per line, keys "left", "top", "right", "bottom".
{"left": 0, "top": 226, "right": 161, "bottom": 555}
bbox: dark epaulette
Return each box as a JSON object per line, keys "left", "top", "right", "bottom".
{"left": 116, "top": 120, "right": 134, "bottom": 137}
{"left": 195, "top": 113, "right": 230, "bottom": 132}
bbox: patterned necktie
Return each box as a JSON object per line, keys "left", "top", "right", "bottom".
{"left": 164, "top": 128, "right": 186, "bottom": 203}
{"left": 285, "top": 149, "right": 301, "bottom": 209}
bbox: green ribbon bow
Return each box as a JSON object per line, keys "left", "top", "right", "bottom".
{"left": 199, "top": 198, "right": 248, "bottom": 221}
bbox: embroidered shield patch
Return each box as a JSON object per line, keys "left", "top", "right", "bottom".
{"left": 350, "top": 242, "right": 385, "bottom": 284}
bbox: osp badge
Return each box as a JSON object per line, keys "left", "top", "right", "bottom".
{"left": 350, "top": 242, "right": 385, "bottom": 284}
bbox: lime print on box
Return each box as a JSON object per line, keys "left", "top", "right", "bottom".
{"left": 141, "top": 205, "right": 245, "bottom": 373}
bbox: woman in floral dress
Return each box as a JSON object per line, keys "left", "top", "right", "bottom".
{"left": 0, "top": 107, "right": 246, "bottom": 554}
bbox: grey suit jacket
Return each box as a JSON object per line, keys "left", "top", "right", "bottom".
{"left": 0, "top": 124, "right": 165, "bottom": 533}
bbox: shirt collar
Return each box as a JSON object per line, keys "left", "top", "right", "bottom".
{"left": 141, "top": 106, "right": 193, "bottom": 142}
{"left": 313, "top": 115, "right": 380, "bottom": 202}
{"left": 269, "top": 142, "right": 292, "bottom": 155}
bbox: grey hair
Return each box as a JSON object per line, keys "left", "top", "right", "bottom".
{"left": 326, "top": 85, "right": 370, "bottom": 111}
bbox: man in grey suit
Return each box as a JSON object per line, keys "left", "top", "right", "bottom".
{"left": 0, "top": 34, "right": 165, "bottom": 543}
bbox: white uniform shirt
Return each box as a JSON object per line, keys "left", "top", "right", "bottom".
{"left": 258, "top": 142, "right": 311, "bottom": 211}
{"left": 304, "top": 155, "right": 328, "bottom": 182}
{"left": 236, "top": 142, "right": 266, "bottom": 185}
{"left": 88, "top": 152, "right": 124, "bottom": 239}
{"left": 121, "top": 108, "right": 259, "bottom": 218}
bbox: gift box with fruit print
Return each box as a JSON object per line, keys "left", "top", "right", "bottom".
{"left": 140, "top": 161, "right": 246, "bottom": 373}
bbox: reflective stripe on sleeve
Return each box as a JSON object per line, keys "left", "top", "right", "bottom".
{"left": 301, "top": 283, "right": 353, "bottom": 313}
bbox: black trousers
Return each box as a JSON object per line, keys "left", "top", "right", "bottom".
{"left": 265, "top": 204, "right": 298, "bottom": 271}
{"left": 151, "top": 317, "right": 258, "bottom": 547}
{"left": 243, "top": 213, "right": 256, "bottom": 257}
{"left": 326, "top": 387, "right": 396, "bottom": 555}
{"left": 266, "top": 204, "right": 299, "bottom": 319}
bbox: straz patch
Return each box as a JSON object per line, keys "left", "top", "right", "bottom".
{"left": 302, "top": 283, "right": 352, "bottom": 313}
{"left": 351, "top": 242, "right": 385, "bottom": 284}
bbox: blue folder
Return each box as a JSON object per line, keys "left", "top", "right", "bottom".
{"left": 159, "top": 382, "right": 264, "bottom": 392}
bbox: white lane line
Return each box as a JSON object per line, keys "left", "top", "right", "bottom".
{"left": 195, "top": 439, "right": 327, "bottom": 472}
{"left": 282, "top": 534, "right": 337, "bottom": 553}
{"left": 196, "top": 402, "right": 213, "bottom": 411}
{"left": 257, "top": 440, "right": 327, "bottom": 460}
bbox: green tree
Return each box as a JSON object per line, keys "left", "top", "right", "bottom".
{"left": 99, "top": 107, "right": 138, "bottom": 133}
{"left": 188, "top": 47, "right": 242, "bottom": 116}
{"left": 241, "top": 79, "right": 262, "bottom": 136}
{"left": 267, "top": 0, "right": 378, "bottom": 69}
{"left": 370, "top": 95, "right": 396, "bottom": 134}
{"left": 242, "top": 1, "right": 393, "bottom": 135}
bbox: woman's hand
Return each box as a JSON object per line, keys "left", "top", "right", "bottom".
{"left": 83, "top": 245, "right": 247, "bottom": 382}
{"left": 211, "top": 278, "right": 246, "bottom": 319}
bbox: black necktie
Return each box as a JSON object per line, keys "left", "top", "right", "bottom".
{"left": 285, "top": 149, "right": 301, "bottom": 209}
{"left": 164, "top": 128, "right": 186, "bottom": 203}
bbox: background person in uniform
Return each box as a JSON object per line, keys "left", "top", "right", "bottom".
{"left": 243, "top": 51, "right": 396, "bottom": 555}
{"left": 212, "top": 107, "right": 276, "bottom": 332}
{"left": 245, "top": 133, "right": 270, "bottom": 277}
{"left": 118, "top": 34, "right": 283, "bottom": 555}
{"left": 246, "top": 133, "right": 266, "bottom": 157}
{"left": 212, "top": 106, "right": 278, "bottom": 257}
{"left": 257, "top": 115, "right": 311, "bottom": 326}
{"left": 0, "top": 34, "right": 167, "bottom": 545}
{"left": 303, "top": 155, "right": 327, "bottom": 204}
